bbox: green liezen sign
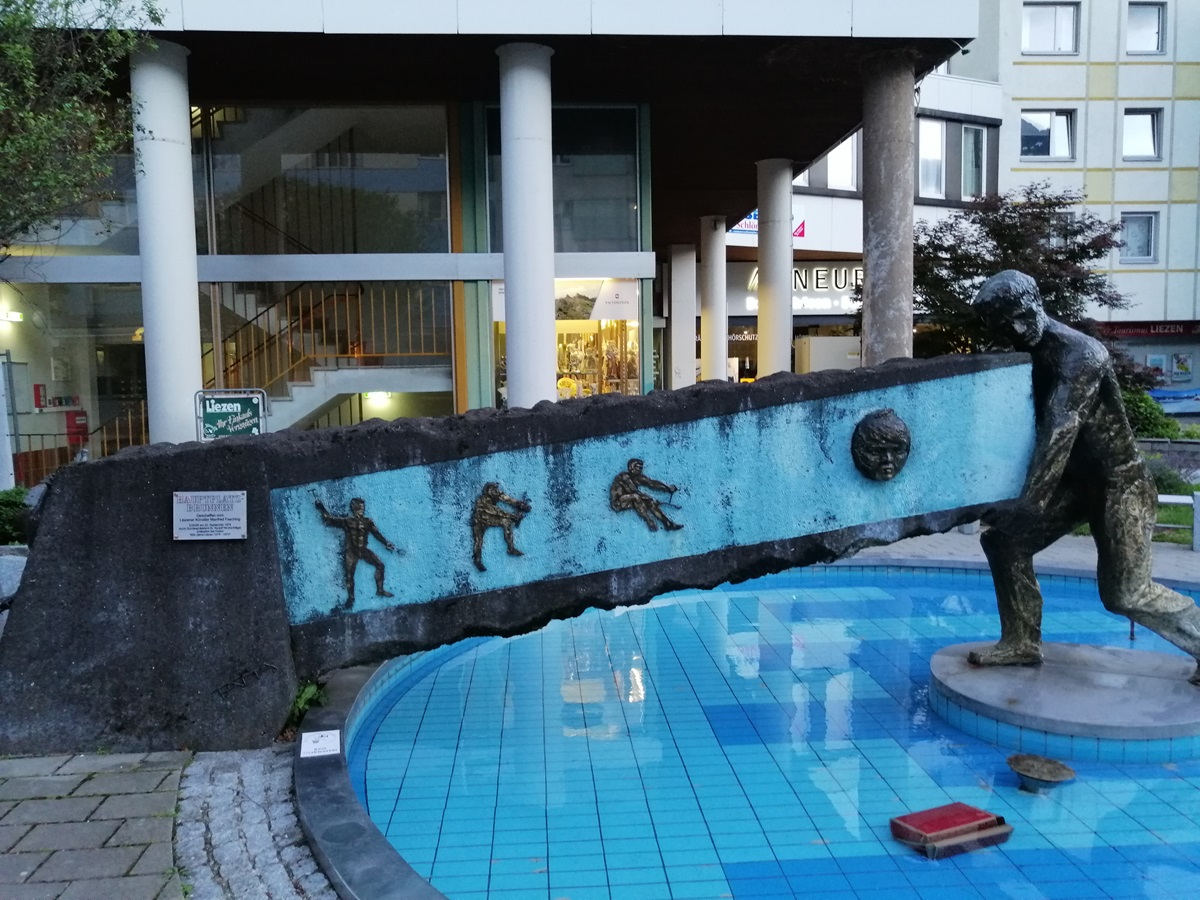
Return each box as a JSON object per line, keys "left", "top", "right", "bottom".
{"left": 199, "top": 393, "right": 265, "bottom": 441}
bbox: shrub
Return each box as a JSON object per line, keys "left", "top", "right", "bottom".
{"left": 1144, "top": 455, "right": 1192, "bottom": 495}
{"left": 0, "top": 487, "right": 28, "bottom": 544}
{"left": 1121, "top": 389, "right": 1181, "bottom": 439}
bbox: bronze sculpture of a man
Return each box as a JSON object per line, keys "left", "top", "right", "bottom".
{"left": 315, "top": 497, "right": 396, "bottom": 610}
{"left": 471, "top": 482, "right": 531, "bottom": 572}
{"left": 609, "top": 458, "right": 683, "bottom": 532}
{"left": 969, "top": 270, "right": 1200, "bottom": 682}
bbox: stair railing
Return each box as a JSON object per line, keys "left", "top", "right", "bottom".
{"left": 212, "top": 282, "right": 452, "bottom": 397}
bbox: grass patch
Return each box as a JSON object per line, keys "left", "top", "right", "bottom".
{"left": 1069, "top": 486, "right": 1195, "bottom": 545}
{"left": 1155, "top": 500, "right": 1195, "bottom": 545}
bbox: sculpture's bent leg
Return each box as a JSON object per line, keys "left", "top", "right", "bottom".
{"left": 970, "top": 489, "right": 1082, "bottom": 668}
{"left": 972, "top": 529, "right": 1044, "bottom": 666}
{"left": 1093, "top": 473, "right": 1200, "bottom": 683}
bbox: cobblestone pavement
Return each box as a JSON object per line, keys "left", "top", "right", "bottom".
{"left": 174, "top": 747, "right": 336, "bottom": 900}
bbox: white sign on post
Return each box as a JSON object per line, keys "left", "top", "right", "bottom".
{"left": 173, "top": 491, "right": 248, "bottom": 541}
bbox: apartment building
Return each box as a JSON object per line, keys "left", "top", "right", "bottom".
{"left": 720, "top": 0, "right": 1198, "bottom": 407}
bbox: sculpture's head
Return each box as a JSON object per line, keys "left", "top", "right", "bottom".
{"left": 972, "top": 270, "right": 1048, "bottom": 350}
{"left": 851, "top": 409, "right": 911, "bottom": 482}
{"left": 482, "top": 482, "right": 501, "bottom": 500}
{"left": 350, "top": 497, "right": 366, "bottom": 515}
{"left": 628, "top": 458, "right": 644, "bottom": 474}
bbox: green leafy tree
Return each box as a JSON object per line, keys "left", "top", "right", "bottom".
{"left": 910, "top": 182, "right": 1126, "bottom": 355}
{"left": 0, "top": 0, "right": 160, "bottom": 257}
{"left": 907, "top": 181, "right": 1177, "bottom": 435}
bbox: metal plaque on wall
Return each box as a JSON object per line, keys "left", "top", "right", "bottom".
{"left": 173, "top": 491, "right": 248, "bottom": 541}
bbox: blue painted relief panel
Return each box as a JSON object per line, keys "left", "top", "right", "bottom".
{"left": 272, "top": 365, "right": 1035, "bottom": 624}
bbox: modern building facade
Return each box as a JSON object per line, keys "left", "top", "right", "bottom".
{"left": 0, "top": 2, "right": 976, "bottom": 484}
{"left": 714, "top": 0, "right": 1198, "bottom": 402}
{"left": 972, "top": 0, "right": 1199, "bottom": 391}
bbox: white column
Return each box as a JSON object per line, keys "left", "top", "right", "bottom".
{"left": 861, "top": 53, "right": 915, "bottom": 366}
{"left": 132, "top": 41, "right": 203, "bottom": 444}
{"left": 668, "top": 245, "right": 697, "bottom": 389}
{"left": 756, "top": 159, "right": 794, "bottom": 377}
{"left": 699, "top": 216, "right": 727, "bottom": 382}
{"left": 0, "top": 358, "right": 14, "bottom": 489}
{"left": 497, "top": 43, "right": 557, "bottom": 408}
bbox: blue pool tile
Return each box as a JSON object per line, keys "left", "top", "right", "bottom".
{"left": 603, "top": 850, "right": 663, "bottom": 869}
{"left": 430, "top": 873, "right": 488, "bottom": 893}
{"left": 786, "top": 869, "right": 855, "bottom": 892}
{"left": 1104, "top": 878, "right": 1157, "bottom": 897}
{"left": 618, "top": 884, "right": 672, "bottom": 899}
{"left": 670, "top": 880, "right": 735, "bottom": 899}
{"left": 605, "top": 866, "right": 667, "bottom": 886}
{"left": 353, "top": 568, "right": 1200, "bottom": 900}
{"left": 548, "top": 868, "right": 608, "bottom": 889}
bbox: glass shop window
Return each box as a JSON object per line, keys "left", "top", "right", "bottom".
{"left": 492, "top": 278, "right": 642, "bottom": 406}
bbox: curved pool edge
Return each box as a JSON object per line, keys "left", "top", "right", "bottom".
{"left": 295, "top": 665, "right": 448, "bottom": 900}
{"left": 294, "top": 556, "right": 1200, "bottom": 899}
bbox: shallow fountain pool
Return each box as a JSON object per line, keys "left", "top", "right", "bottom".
{"left": 347, "top": 564, "right": 1200, "bottom": 899}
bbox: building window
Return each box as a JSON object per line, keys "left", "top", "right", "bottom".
{"left": 1127, "top": 3, "right": 1165, "bottom": 53}
{"left": 918, "top": 119, "right": 945, "bottom": 198}
{"left": 1021, "top": 3, "right": 1079, "bottom": 53}
{"left": 793, "top": 170, "right": 809, "bottom": 187}
{"left": 962, "top": 126, "right": 986, "bottom": 199}
{"left": 1020, "top": 110, "right": 1074, "bottom": 158}
{"left": 488, "top": 106, "right": 639, "bottom": 253}
{"left": 1120, "top": 212, "right": 1158, "bottom": 262}
{"left": 1123, "top": 109, "right": 1162, "bottom": 159}
{"left": 1047, "top": 212, "right": 1074, "bottom": 249}
{"left": 197, "top": 106, "right": 451, "bottom": 255}
{"left": 825, "top": 135, "right": 856, "bottom": 190}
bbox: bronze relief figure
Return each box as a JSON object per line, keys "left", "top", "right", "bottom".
{"left": 315, "top": 497, "right": 396, "bottom": 610}
{"left": 609, "top": 458, "right": 683, "bottom": 532}
{"left": 471, "top": 482, "right": 532, "bottom": 572}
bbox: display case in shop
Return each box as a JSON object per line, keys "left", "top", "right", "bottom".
{"left": 492, "top": 278, "right": 643, "bottom": 406}
{"left": 555, "top": 319, "right": 639, "bottom": 399}
{"left": 493, "top": 318, "right": 641, "bottom": 405}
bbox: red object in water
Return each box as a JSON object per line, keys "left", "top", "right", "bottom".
{"left": 890, "top": 802, "right": 1013, "bottom": 859}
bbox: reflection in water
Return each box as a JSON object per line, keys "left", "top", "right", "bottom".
{"left": 559, "top": 609, "right": 647, "bottom": 740}
{"left": 355, "top": 568, "right": 1200, "bottom": 900}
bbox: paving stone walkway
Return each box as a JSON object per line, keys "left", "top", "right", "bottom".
{"left": 0, "top": 752, "right": 189, "bottom": 900}
{"left": 0, "top": 748, "right": 336, "bottom": 900}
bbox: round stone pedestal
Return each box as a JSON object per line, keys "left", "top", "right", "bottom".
{"left": 930, "top": 642, "right": 1200, "bottom": 762}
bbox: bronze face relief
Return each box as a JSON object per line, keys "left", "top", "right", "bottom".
{"left": 852, "top": 409, "right": 911, "bottom": 482}
{"left": 609, "top": 458, "right": 683, "bottom": 532}
{"left": 471, "top": 482, "right": 531, "bottom": 572}
{"left": 315, "top": 497, "right": 396, "bottom": 610}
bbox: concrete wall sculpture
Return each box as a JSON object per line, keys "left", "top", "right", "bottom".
{"left": 0, "top": 355, "right": 1034, "bottom": 754}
